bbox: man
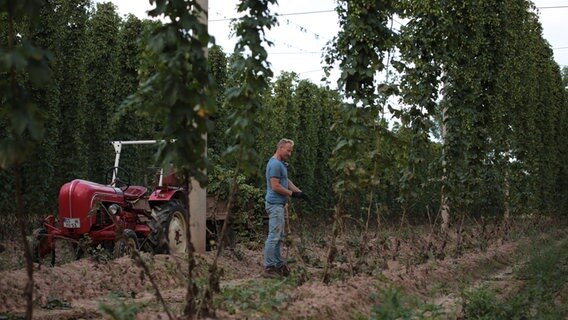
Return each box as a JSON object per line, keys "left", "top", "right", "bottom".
{"left": 263, "top": 138, "right": 307, "bottom": 278}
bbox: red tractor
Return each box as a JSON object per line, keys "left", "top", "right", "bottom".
{"left": 32, "top": 141, "right": 189, "bottom": 263}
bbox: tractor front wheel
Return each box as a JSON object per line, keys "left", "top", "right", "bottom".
{"left": 114, "top": 229, "right": 138, "bottom": 258}
{"left": 154, "top": 200, "right": 188, "bottom": 255}
{"left": 30, "top": 227, "right": 55, "bottom": 266}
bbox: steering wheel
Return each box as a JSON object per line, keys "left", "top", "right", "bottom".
{"left": 104, "top": 166, "right": 131, "bottom": 191}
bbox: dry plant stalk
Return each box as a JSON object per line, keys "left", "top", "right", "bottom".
{"left": 285, "top": 202, "right": 312, "bottom": 284}
{"left": 353, "top": 193, "right": 375, "bottom": 272}
{"left": 105, "top": 200, "right": 176, "bottom": 320}
{"left": 182, "top": 175, "right": 198, "bottom": 318}
{"left": 132, "top": 250, "right": 176, "bottom": 320}
{"left": 198, "top": 171, "right": 240, "bottom": 317}
{"left": 323, "top": 203, "right": 343, "bottom": 284}
{"left": 285, "top": 202, "right": 305, "bottom": 264}
{"left": 15, "top": 166, "right": 34, "bottom": 320}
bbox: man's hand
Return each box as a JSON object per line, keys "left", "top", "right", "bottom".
{"left": 291, "top": 191, "right": 308, "bottom": 200}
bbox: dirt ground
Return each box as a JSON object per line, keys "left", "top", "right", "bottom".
{"left": 0, "top": 220, "right": 563, "bottom": 319}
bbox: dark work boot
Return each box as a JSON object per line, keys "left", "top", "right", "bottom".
{"left": 278, "top": 264, "right": 290, "bottom": 277}
{"left": 263, "top": 266, "right": 282, "bottom": 279}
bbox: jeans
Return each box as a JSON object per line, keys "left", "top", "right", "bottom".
{"left": 264, "top": 202, "right": 285, "bottom": 268}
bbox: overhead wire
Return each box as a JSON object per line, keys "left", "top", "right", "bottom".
{"left": 211, "top": 10, "right": 330, "bottom": 43}
{"left": 209, "top": 9, "right": 335, "bottom": 22}
{"left": 209, "top": 10, "right": 329, "bottom": 77}
{"left": 277, "top": 9, "right": 335, "bottom": 16}
{"left": 536, "top": 5, "right": 568, "bottom": 9}
{"left": 298, "top": 68, "right": 324, "bottom": 74}
{"left": 279, "top": 16, "right": 328, "bottom": 41}
{"left": 268, "top": 51, "right": 323, "bottom": 55}
{"left": 210, "top": 6, "right": 566, "bottom": 80}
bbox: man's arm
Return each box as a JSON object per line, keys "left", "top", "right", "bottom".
{"left": 270, "top": 177, "right": 293, "bottom": 196}
{"left": 287, "top": 179, "right": 301, "bottom": 193}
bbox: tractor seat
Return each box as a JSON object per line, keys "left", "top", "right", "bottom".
{"left": 123, "top": 186, "right": 148, "bottom": 201}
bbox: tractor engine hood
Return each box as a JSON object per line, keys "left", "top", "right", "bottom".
{"left": 59, "top": 179, "right": 124, "bottom": 234}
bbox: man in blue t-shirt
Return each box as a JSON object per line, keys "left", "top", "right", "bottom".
{"left": 263, "top": 138, "right": 307, "bottom": 278}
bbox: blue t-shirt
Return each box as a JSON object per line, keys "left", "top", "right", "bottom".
{"left": 265, "top": 157, "right": 288, "bottom": 205}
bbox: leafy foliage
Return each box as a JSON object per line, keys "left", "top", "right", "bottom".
{"left": 461, "top": 234, "right": 568, "bottom": 319}
{"left": 0, "top": 1, "right": 54, "bottom": 317}
{"left": 208, "top": 44, "right": 229, "bottom": 155}
{"left": 369, "top": 287, "right": 442, "bottom": 319}
{"left": 0, "top": 0, "right": 565, "bottom": 271}
{"left": 222, "top": 0, "right": 278, "bottom": 174}
{"left": 214, "top": 278, "right": 293, "bottom": 317}
{"left": 325, "top": 0, "right": 398, "bottom": 195}
{"left": 0, "top": 0, "right": 52, "bottom": 169}
{"left": 1, "top": 0, "right": 567, "bottom": 317}
{"left": 208, "top": 160, "right": 265, "bottom": 240}
{"left": 122, "top": 0, "right": 216, "bottom": 185}
{"left": 84, "top": 2, "right": 121, "bottom": 183}
{"left": 99, "top": 296, "right": 141, "bottom": 320}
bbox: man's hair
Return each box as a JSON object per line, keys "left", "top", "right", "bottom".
{"left": 277, "top": 138, "right": 294, "bottom": 148}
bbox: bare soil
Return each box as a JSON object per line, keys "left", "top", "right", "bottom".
{"left": 0, "top": 220, "right": 564, "bottom": 319}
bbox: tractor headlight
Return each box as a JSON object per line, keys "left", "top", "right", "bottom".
{"left": 108, "top": 204, "right": 121, "bottom": 215}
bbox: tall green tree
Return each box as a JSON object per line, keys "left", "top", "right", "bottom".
{"left": 499, "top": 1, "right": 565, "bottom": 215}
{"left": 260, "top": 72, "right": 298, "bottom": 160}
{"left": 395, "top": 0, "right": 568, "bottom": 224}
{"left": 293, "top": 79, "right": 321, "bottom": 207}
{"left": 51, "top": 0, "right": 90, "bottom": 185}
{"left": 0, "top": 1, "right": 53, "bottom": 317}
{"left": 203, "top": 0, "right": 278, "bottom": 313}
{"left": 84, "top": 2, "right": 121, "bottom": 182}
{"left": 293, "top": 80, "right": 340, "bottom": 211}
{"left": 123, "top": 0, "right": 217, "bottom": 316}
{"left": 208, "top": 44, "right": 228, "bottom": 156}
{"left": 312, "top": 87, "right": 343, "bottom": 210}
{"left": 124, "top": 0, "right": 215, "bottom": 184}
{"left": 113, "top": 16, "right": 159, "bottom": 185}
{"left": 325, "top": 0, "right": 398, "bottom": 199}
{"left": 323, "top": 0, "right": 397, "bottom": 282}
{"left": 24, "top": 0, "right": 66, "bottom": 214}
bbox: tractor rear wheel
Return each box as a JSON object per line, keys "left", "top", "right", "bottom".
{"left": 114, "top": 229, "right": 138, "bottom": 258}
{"left": 154, "top": 200, "right": 188, "bottom": 255}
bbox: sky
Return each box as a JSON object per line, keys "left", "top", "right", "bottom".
{"left": 107, "top": 0, "right": 340, "bottom": 86}
{"left": 106, "top": 0, "right": 568, "bottom": 87}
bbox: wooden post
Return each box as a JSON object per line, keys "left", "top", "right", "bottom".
{"left": 189, "top": 0, "right": 208, "bottom": 254}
